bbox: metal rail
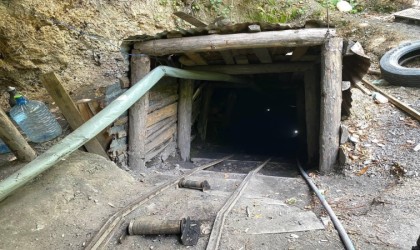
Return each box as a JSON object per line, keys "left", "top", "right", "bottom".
{"left": 85, "top": 155, "right": 233, "bottom": 250}
{"left": 206, "top": 158, "right": 271, "bottom": 250}
{"left": 0, "top": 67, "right": 247, "bottom": 202}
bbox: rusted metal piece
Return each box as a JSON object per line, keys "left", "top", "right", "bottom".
{"left": 128, "top": 218, "right": 180, "bottom": 235}
{"left": 128, "top": 217, "right": 200, "bottom": 246}
{"left": 179, "top": 178, "right": 211, "bottom": 191}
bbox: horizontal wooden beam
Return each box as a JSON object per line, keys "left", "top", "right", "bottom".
{"left": 185, "top": 62, "right": 313, "bottom": 75}
{"left": 134, "top": 28, "right": 334, "bottom": 56}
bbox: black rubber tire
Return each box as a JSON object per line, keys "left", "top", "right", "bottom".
{"left": 380, "top": 41, "right": 420, "bottom": 87}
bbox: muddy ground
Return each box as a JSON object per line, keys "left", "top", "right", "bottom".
{"left": 0, "top": 2, "right": 420, "bottom": 250}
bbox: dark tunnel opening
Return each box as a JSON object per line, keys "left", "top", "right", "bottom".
{"left": 199, "top": 73, "right": 306, "bottom": 158}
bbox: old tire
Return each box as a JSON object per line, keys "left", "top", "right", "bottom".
{"left": 380, "top": 41, "right": 420, "bottom": 87}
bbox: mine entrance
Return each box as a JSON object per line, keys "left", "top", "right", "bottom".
{"left": 204, "top": 74, "right": 302, "bottom": 157}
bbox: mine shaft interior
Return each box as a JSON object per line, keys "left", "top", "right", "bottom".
{"left": 195, "top": 72, "right": 309, "bottom": 159}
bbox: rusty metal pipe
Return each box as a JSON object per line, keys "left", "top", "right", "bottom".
{"left": 179, "top": 178, "right": 211, "bottom": 191}
{"left": 128, "top": 219, "right": 180, "bottom": 235}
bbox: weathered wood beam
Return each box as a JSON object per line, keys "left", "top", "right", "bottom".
{"left": 129, "top": 52, "right": 150, "bottom": 170}
{"left": 147, "top": 102, "right": 177, "bottom": 127}
{"left": 146, "top": 124, "right": 176, "bottom": 152}
{"left": 40, "top": 72, "right": 109, "bottom": 159}
{"left": 147, "top": 115, "right": 177, "bottom": 138}
{"left": 304, "top": 66, "right": 320, "bottom": 165}
{"left": 220, "top": 51, "right": 235, "bottom": 65}
{"left": 173, "top": 11, "right": 207, "bottom": 27}
{"left": 0, "top": 108, "right": 36, "bottom": 162}
{"left": 185, "top": 52, "right": 207, "bottom": 65}
{"left": 148, "top": 94, "right": 178, "bottom": 113}
{"left": 291, "top": 46, "right": 309, "bottom": 61}
{"left": 186, "top": 62, "right": 312, "bottom": 74}
{"left": 253, "top": 48, "right": 272, "bottom": 63}
{"left": 178, "top": 79, "right": 194, "bottom": 161}
{"left": 234, "top": 54, "right": 249, "bottom": 65}
{"left": 319, "top": 38, "right": 343, "bottom": 174}
{"left": 198, "top": 86, "right": 213, "bottom": 141}
{"left": 134, "top": 29, "right": 334, "bottom": 56}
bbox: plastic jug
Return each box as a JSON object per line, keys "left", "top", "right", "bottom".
{"left": 10, "top": 94, "right": 62, "bottom": 143}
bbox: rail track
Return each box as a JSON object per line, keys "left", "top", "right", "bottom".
{"left": 85, "top": 155, "right": 276, "bottom": 249}
{"left": 85, "top": 155, "right": 353, "bottom": 250}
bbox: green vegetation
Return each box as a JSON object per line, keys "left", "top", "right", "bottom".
{"left": 209, "top": 0, "right": 232, "bottom": 18}
{"left": 247, "top": 0, "right": 307, "bottom": 23}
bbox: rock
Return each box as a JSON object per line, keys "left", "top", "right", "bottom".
{"left": 340, "top": 125, "right": 350, "bottom": 144}
{"left": 349, "top": 135, "right": 359, "bottom": 143}
{"left": 337, "top": 1, "right": 353, "bottom": 12}
{"left": 372, "top": 92, "right": 388, "bottom": 104}
{"left": 414, "top": 144, "right": 420, "bottom": 152}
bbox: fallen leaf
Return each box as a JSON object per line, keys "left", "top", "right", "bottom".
{"left": 356, "top": 166, "right": 369, "bottom": 176}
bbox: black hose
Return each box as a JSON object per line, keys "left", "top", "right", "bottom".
{"left": 297, "top": 160, "right": 356, "bottom": 250}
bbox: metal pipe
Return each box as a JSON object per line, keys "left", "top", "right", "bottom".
{"left": 0, "top": 66, "right": 247, "bottom": 202}
{"left": 297, "top": 160, "right": 355, "bottom": 250}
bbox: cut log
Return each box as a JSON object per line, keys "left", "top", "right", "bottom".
{"left": 304, "top": 66, "right": 320, "bottom": 165}
{"left": 148, "top": 94, "right": 179, "bottom": 113}
{"left": 185, "top": 62, "right": 312, "bottom": 75}
{"left": 147, "top": 117, "right": 177, "bottom": 143}
{"left": 0, "top": 108, "right": 36, "bottom": 162}
{"left": 178, "top": 79, "right": 194, "bottom": 161}
{"left": 185, "top": 52, "right": 207, "bottom": 65}
{"left": 319, "top": 38, "right": 343, "bottom": 174}
{"left": 146, "top": 124, "right": 177, "bottom": 153}
{"left": 198, "top": 86, "right": 213, "bottom": 141}
{"left": 134, "top": 28, "right": 333, "bottom": 56}
{"left": 173, "top": 11, "right": 207, "bottom": 27}
{"left": 362, "top": 79, "right": 420, "bottom": 121}
{"left": 40, "top": 72, "right": 109, "bottom": 159}
{"left": 253, "top": 48, "right": 272, "bottom": 63}
{"left": 129, "top": 51, "right": 150, "bottom": 170}
{"left": 147, "top": 102, "right": 178, "bottom": 127}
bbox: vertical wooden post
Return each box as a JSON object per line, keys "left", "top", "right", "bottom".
{"left": 178, "top": 79, "right": 194, "bottom": 161}
{"left": 296, "top": 81, "right": 307, "bottom": 160}
{"left": 304, "top": 66, "right": 320, "bottom": 166}
{"left": 41, "top": 72, "right": 109, "bottom": 159}
{"left": 0, "top": 108, "right": 36, "bottom": 162}
{"left": 198, "top": 86, "right": 213, "bottom": 141}
{"left": 319, "top": 37, "right": 343, "bottom": 174}
{"left": 129, "top": 51, "right": 150, "bottom": 170}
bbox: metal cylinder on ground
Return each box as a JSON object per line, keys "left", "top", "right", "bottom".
{"left": 178, "top": 178, "right": 211, "bottom": 191}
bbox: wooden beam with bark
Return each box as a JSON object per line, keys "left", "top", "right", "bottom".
{"left": 134, "top": 29, "right": 334, "bottom": 56}
{"left": 319, "top": 38, "right": 343, "bottom": 174}
{"left": 40, "top": 72, "right": 109, "bottom": 159}
{"left": 185, "top": 63, "right": 312, "bottom": 74}
{"left": 0, "top": 108, "right": 36, "bottom": 162}
{"left": 304, "top": 66, "right": 320, "bottom": 165}
{"left": 178, "top": 79, "right": 194, "bottom": 161}
{"left": 129, "top": 51, "right": 150, "bottom": 170}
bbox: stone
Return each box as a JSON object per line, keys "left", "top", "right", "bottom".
{"left": 337, "top": 1, "right": 353, "bottom": 12}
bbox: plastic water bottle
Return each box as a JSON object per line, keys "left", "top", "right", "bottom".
{"left": 10, "top": 94, "right": 62, "bottom": 143}
{"left": 0, "top": 139, "right": 10, "bottom": 154}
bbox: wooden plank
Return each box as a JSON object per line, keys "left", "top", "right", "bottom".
{"left": 178, "top": 79, "right": 194, "bottom": 161}
{"left": 40, "top": 72, "right": 109, "bottom": 159}
{"left": 146, "top": 124, "right": 176, "bottom": 152}
{"left": 147, "top": 102, "right": 178, "bottom": 127}
{"left": 362, "top": 79, "right": 420, "bottom": 121}
{"left": 129, "top": 51, "right": 150, "bottom": 170}
{"left": 198, "top": 86, "right": 213, "bottom": 141}
{"left": 147, "top": 115, "right": 177, "bottom": 137}
{"left": 147, "top": 117, "right": 177, "bottom": 143}
{"left": 234, "top": 54, "right": 249, "bottom": 65}
{"left": 304, "top": 67, "right": 320, "bottom": 165}
{"left": 76, "top": 101, "right": 112, "bottom": 149}
{"left": 0, "top": 108, "right": 36, "bottom": 162}
{"left": 220, "top": 51, "right": 235, "bottom": 65}
{"left": 253, "top": 48, "right": 272, "bottom": 63}
{"left": 291, "top": 46, "right": 309, "bottom": 61}
{"left": 148, "top": 94, "right": 179, "bottom": 113}
{"left": 185, "top": 62, "right": 312, "bottom": 74}
{"left": 134, "top": 29, "right": 334, "bottom": 56}
{"left": 319, "top": 38, "right": 343, "bottom": 174}
{"left": 185, "top": 52, "right": 207, "bottom": 65}
{"left": 173, "top": 11, "right": 208, "bottom": 27}
{"left": 179, "top": 55, "right": 196, "bottom": 66}
{"left": 145, "top": 140, "right": 172, "bottom": 162}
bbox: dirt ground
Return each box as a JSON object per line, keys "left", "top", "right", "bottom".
{"left": 0, "top": 2, "right": 419, "bottom": 250}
